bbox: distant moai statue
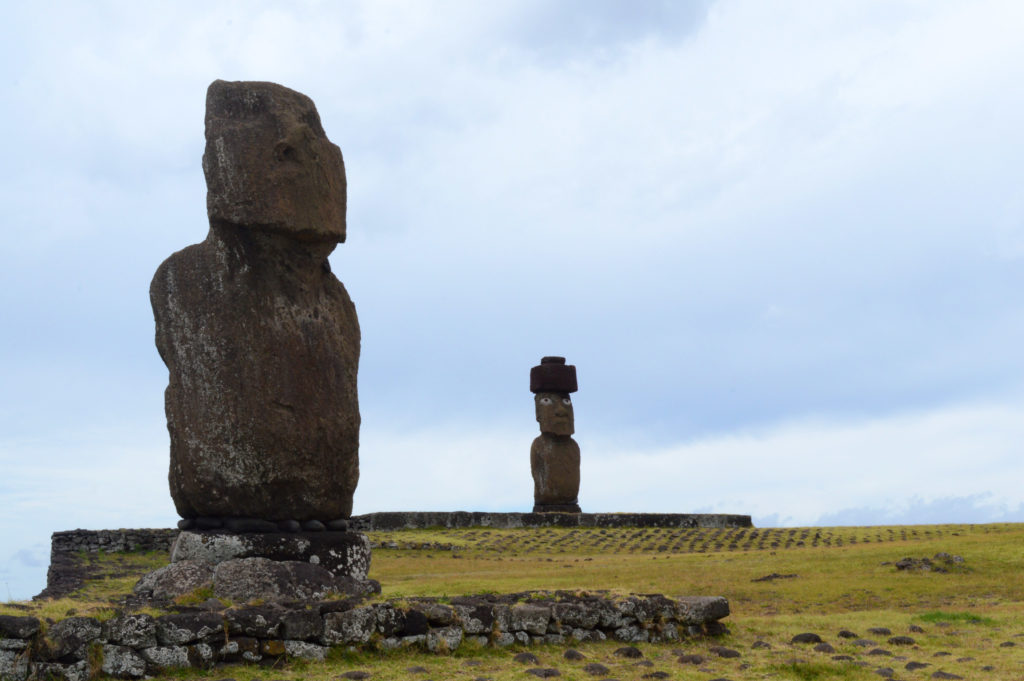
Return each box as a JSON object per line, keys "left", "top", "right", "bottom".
{"left": 150, "top": 80, "right": 360, "bottom": 530}
{"left": 530, "top": 356, "right": 581, "bottom": 513}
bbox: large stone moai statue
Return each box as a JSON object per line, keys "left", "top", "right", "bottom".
{"left": 151, "top": 80, "right": 360, "bottom": 528}
{"left": 530, "top": 357, "right": 582, "bottom": 513}
{"left": 140, "top": 80, "right": 373, "bottom": 604}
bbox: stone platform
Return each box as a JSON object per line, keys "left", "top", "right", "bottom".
{"left": 350, "top": 511, "right": 753, "bottom": 531}
{"left": 133, "top": 530, "right": 376, "bottom": 604}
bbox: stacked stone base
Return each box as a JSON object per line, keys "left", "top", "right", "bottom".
{"left": 133, "top": 530, "right": 376, "bottom": 604}
{"left": 0, "top": 592, "right": 729, "bottom": 680}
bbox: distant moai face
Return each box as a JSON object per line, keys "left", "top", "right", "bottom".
{"left": 535, "top": 392, "right": 574, "bottom": 436}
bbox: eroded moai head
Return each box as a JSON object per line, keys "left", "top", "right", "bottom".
{"left": 203, "top": 79, "right": 347, "bottom": 242}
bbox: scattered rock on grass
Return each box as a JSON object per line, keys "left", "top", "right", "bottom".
{"left": 791, "top": 633, "right": 823, "bottom": 644}
{"left": 874, "top": 668, "right": 894, "bottom": 678}
{"left": 832, "top": 655, "right": 854, "bottom": 661}
{"left": 515, "top": 653, "right": 540, "bottom": 665}
{"left": 339, "top": 672, "right": 371, "bottom": 680}
{"left": 642, "top": 673, "right": 670, "bottom": 679}
{"left": 614, "top": 646, "right": 643, "bottom": 658}
{"left": 853, "top": 639, "right": 877, "bottom": 647}
{"left": 583, "top": 662, "right": 609, "bottom": 676}
{"left": 931, "top": 672, "right": 964, "bottom": 680}
{"left": 751, "top": 573, "right": 798, "bottom": 582}
{"left": 867, "top": 628, "right": 892, "bottom": 636}
{"left": 906, "top": 662, "right": 930, "bottom": 671}
{"left": 678, "top": 654, "right": 704, "bottom": 665}
{"left": 526, "top": 668, "right": 560, "bottom": 678}
{"left": 751, "top": 640, "right": 771, "bottom": 649}
{"left": 813, "top": 642, "right": 835, "bottom": 653}
{"left": 888, "top": 636, "right": 915, "bottom": 645}
{"left": 710, "top": 645, "right": 741, "bottom": 658}
{"left": 563, "top": 649, "right": 585, "bottom": 660}
{"left": 1000, "top": 641, "right": 1016, "bottom": 647}
{"left": 868, "top": 648, "right": 892, "bottom": 656}
{"left": 838, "top": 630, "right": 858, "bottom": 638}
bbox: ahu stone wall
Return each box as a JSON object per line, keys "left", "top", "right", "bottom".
{"left": 0, "top": 592, "right": 729, "bottom": 681}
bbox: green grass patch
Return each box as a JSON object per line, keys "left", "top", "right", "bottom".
{"left": 914, "top": 610, "right": 997, "bottom": 625}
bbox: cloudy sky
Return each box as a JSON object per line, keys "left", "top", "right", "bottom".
{"left": 3, "top": 0, "right": 1024, "bottom": 600}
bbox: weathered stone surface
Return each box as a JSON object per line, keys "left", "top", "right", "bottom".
{"left": 224, "top": 606, "right": 283, "bottom": 638}
{"left": 212, "top": 557, "right": 363, "bottom": 602}
{"left": 31, "top": 661, "right": 89, "bottom": 681}
{"left": 171, "top": 530, "right": 371, "bottom": 580}
{"left": 674, "top": 596, "right": 730, "bottom": 625}
{"left": 0, "top": 616, "right": 40, "bottom": 640}
{"left": 283, "top": 640, "right": 327, "bottom": 661}
{"left": 401, "top": 609, "right": 429, "bottom": 636}
{"left": 323, "top": 608, "right": 375, "bottom": 645}
{"left": 100, "top": 644, "right": 146, "bottom": 679}
{"left": 42, "top": 617, "right": 102, "bottom": 662}
{"left": 217, "top": 636, "right": 261, "bottom": 663}
{"left": 155, "top": 613, "right": 224, "bottom": 646}
{"left": 373, "top": 604, "right": 404, "bottom": 637}
{"left": 103, "top": 614, "right": 157, "bottom": 649}
{"left": 132, "top": 560, "right": 213, "bottom": 600}
{"left": 280, "top": 609, "right": 324, "bottom": 640}
{"left": 530, "top": 431, "right": 581, "bottom": 512}
{"left": 139, "top": 646, "right": 190, "bottom": 670}
{"left": 421, "top": 603, "right": 456, "bottom": 626}
{"left": 151, "top": 79, "right": 360, "bottom": 522}
{"left": 0, "top": 649, "right": 30, "bottom": 681}
{"left": 426, "top": 626, "right": 463, "bottom": 653}
{"left": 510, "top": 604, "right": 550, "bottom": 635}
{"left": 454, "top": 605, "right": 494, "bottom": 635}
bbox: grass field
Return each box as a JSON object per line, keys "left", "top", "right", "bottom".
{"left": 4, "top": 523, "right": 1024, "bottom": 680}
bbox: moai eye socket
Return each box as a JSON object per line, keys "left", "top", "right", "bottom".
{"left": 540, "top": 396, "right": 553, "bottom": 406}
{"left": 562, "top": 397, "right": 572, "bottom": 406}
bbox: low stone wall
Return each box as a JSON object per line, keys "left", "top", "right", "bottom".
{"left": 0, "top": 592, "right": 729, "bottom": 680}
{"left": 350, "top": 511, "right": 753, "bottom": 531}
{"left": 38, "top": 530, "right": 180, "bottom": 600}
{"left": 49, "top": 529, "right": 180, "bottom": 556}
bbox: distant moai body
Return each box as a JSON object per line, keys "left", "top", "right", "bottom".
{"left": 530, "top": 356, "right": 581, "bottom": 513}
{"left": 150, "top": 80, "right": 360, "bottom": 526}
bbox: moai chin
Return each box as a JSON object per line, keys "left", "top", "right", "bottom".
{"left": 150, "top": 80, "right": 360, "bottom": 530}
{"left": 530, "top": 356, "right": 582, "bottom": 513}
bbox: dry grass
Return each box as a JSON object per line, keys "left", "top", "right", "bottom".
{"left": 5, "top": 523, "right": 1024, "bottom": 679}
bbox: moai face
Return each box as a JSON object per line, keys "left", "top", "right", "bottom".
{"left": 535, "top": 392, "right": 574, "bottom": 436}
{"left": 202, "top": 80, "right": 348, "bottom": 243}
